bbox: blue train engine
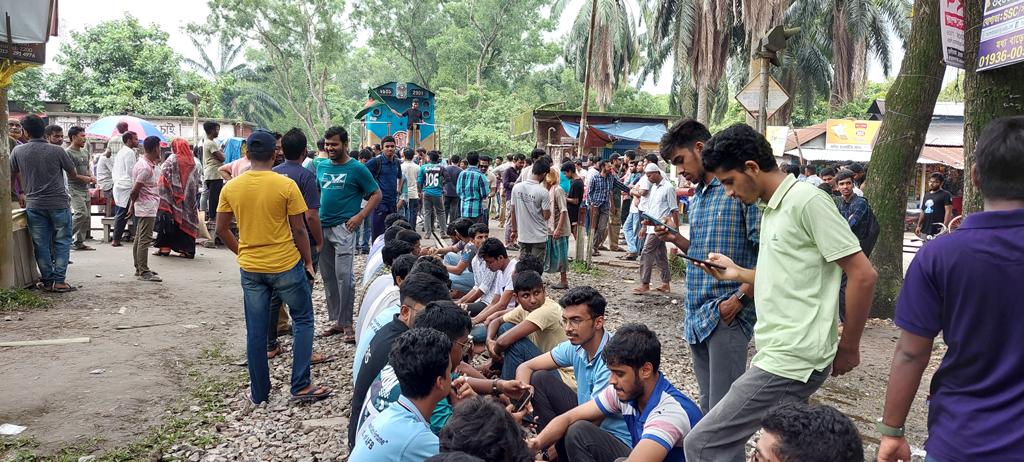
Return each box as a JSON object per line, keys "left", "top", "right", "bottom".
{"left": 360, "top": 82, "right": 437, "bottom": 150}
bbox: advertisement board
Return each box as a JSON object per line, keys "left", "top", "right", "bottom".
{"left": 825, "top": 119, "right": 882, "bottom": 152}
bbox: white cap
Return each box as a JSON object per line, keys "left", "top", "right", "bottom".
{"left": 644, "top": 163, "right": 662, "bottom": 173}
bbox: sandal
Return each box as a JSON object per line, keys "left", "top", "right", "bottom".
{"left": 342, "top": 326, "right": 356, "bottom": 344}
{"left": 267, "top": 345, "right": 282, "bottom": 359}
{"left": 291, "top": 385, "right": 332, "bottom": 402}
{"left": 50, "top": 283, "right": 76, "bottom": 293}
{"left": 550, "top": 283, "right": 569, "bottom": 290}
{"left": 35, "top": 281, "right": 52, "bottom": 291}
{"left": 311, "top": 353, "right": 332, "bottom": 365}
{"left": 319, "top": 326, "right": 345, "bottom": 337}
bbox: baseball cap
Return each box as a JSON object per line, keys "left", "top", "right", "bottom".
{"left": 247, "top": 130, "right": 277, "bottom": 156}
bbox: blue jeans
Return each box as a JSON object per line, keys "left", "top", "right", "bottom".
{"left": 405, "top": 198, "right": 420, "bottom": 229}
{"left": 623, "top": 211, "right": 640, "bottom": 254}
{"left": 444, "top": 252, "right": 474, "bottom": 294}
{"left": 498, "top": 322, "right": 543, "bottom": 380}
{"left": 359, "top": 220, "right": 372, "bottom": 251}
{"left": 240, "top": 261, "right": 315, "bottom": 404}
{"left": 26, "top": 208, "right": 73, "bottom": 284}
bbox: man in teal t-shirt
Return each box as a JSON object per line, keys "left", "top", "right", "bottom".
{"left": 418, "top": 150, "right": 445, "bottom": 235}
{"left": 315, "top": 126, "right": 381, "bottom": 343}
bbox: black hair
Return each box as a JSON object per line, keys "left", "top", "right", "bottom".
{"left": 203, "top": 121, "right": 220, "bottom": 135}
{"left": 44, "top": 125, "right": 62, "bottom": 137}
{"left": 383, "top": 239, "right": 415, "bottom": 267}
{"left": 428, "top": 151, "right": 440, "bottom": 163}
{"left": 820, "top": 167, "right": 837, "bottom": 177}
{"left": 624, "top": 150, "right": 637, "bottom": 161}
{"left": 415, "top": 301, "right": 472, "bottom": 341}
{"left": 389, "top": 328, "right": 452, "bottom": 399}
{"left": 530, "top": 148, "right": 547, "bottom": 160}
{"left": 835, "top": 171, "right": 855, "bottom": 184}
{"left": 281, "top": 128, "right": 307, "bottom": 160}
{"left": 403, "top": 148, "right": 415, "bottom": 160}
{"left": 384, "top": 222, "right": 413, "bottom": 243}
{"left": 558, "top": 286, "right": 606, "bottom": 317}
{"left": 122, "top": 131, "right": 137, "bottom": 144}
{"left": 324, "top": 126, "right": 348, "bottom": 143}
{"left": 417, "top": 147, "right": 427, "bottom": 154}
{"left": 512, "top": 270, "right": 544, "bottom": 293}
{"left": 67, "top": 126, "right": 84, "bottom": 138}
{"left": 373, "top": 143, "right": 381, "bottom": 150}
{"left": 659, "top": 119, "right": 711, "bottom": 163}
{"left": 316, "top": 139, "right": 325, "bottom": 151}
{"left": 385, "top": 212, "right": 406, "bottom": 229}
{"left": 396, "top": 229, "right": 421, "bottom": 246}
{"left": 561, "top": 161, "right": 575, "bottom": 173}
{"left": 349, "top": 150, "right": 361, "bottom": 158}
{"left": 480, "top": 154, "right": 491, "bottom": 163}
{"left": 929, "top": 172, "right": 945, "bottom": 183}
{"left": 115, "top": 121, "right": 129, "bottom": 133}
{"left": 760, "top": 402, "right": 864, "bottom": 462}
{"left": 515, "top": 253, "right": 544, "bottom": 275}
{"left": 447, "top": 218, "right": 473, "bottom": 238}
{"left": 848, "top": 163, "right": 865, "bottom": 174}
{"left": 602, "top": 323, "right": 660, "bottom": 372}
{"left": 478, "top": 238, "right": 507, "bottom": 259}
{"left": 450, "top": 154, "right": 461, "bottom": 164}
{"left": 702, "top": 124, "right": 777, "bottom": 173}
{"left": 495, "top": 156, "right": 503, "bottom": 163}
{"left": 381, "top": 135, "right": 396, "bottom": 144}
{"left": 514, "top": 154, "right": 526, "bottom": 162}
{"left": 410, "top": 257, "right": 452, "bottom": 289}
{"left": 438, "top": 396, "right": 532, "bottom": 462}
{"left": 143, "top": 136, "right": 161, "bottom": 153}
{"left": 531, "top": 158, "right": 550, "bottom": 176}
{"left": 400, "top": 273, "right": 451, "bottom": 307}
{"left": 466, "top": 151, "right": 480, "bottom": 166}
{"left": 644, "top": 153, "right": 659, "bottom": 164}
{"left": 803, "top": 165, "right": 818, "bottom": 175}
{"left": 392, "top": 254, "right": 418, "bottom": 283}
{"left": 783, "top": 164, "right": 801, "bottom": 177}
{"left": 975, "top": 116, "right": 1024, "bottom": 200}
{"left": 818, "top": 182, "right": 835, "bottom": 195}
{"left": 359, "top": 148, "right": 373, "bottom": 160}
{"left": 468, "top": 223, "right": 489, "bottom": 237}
{"left": 21, "top": 115, "right": 45, "bottom": 138}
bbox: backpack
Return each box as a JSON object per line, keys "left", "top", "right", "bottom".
{"left": 855, "top": 202, "right": 880, "bottom": 258}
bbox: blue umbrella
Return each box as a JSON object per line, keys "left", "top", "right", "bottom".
{"left": 85, "top": 115, "right": 169, "bottom": 145}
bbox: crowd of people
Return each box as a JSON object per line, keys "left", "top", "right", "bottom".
{"left": 8, "top": 112, "right": 1024, "bottom": 462}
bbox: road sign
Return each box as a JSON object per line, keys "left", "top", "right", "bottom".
{"left": 735, "top": 76, "right": 790, "bottom": 120}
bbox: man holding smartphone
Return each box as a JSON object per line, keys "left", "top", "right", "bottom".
{"left": 655, "top": 119, "right": 761, "bottom": 417}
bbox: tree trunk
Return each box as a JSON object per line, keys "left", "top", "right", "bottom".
{"left": 960, "top": 0, "right": 1024, "bottom": 215}
{"left": 1, "top": 87, "right": 12, "bottom": 288}
{"left": 863, "top": 0, "right": 945, "bottom": 318}
{"left": 695, "top": 90, "right": 709, "bottom": 125}
{"left": 831, "top": 1, "right": 853, "bottom": 108}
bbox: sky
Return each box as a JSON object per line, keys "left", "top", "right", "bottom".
{"left": 50, "top": 0, "right": 956, "bottom": 97}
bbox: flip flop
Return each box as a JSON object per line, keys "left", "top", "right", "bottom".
{"left": 311, "top": 353, "right": 333, "bottom": 365}
{"left": 342, "top": 326, "right": 357, "bottom": 344}
{"left": 51, "top": 283, "right": 77, "bottom": 293}
{"left": 75, "top": 245, "right": 96, "bottom": 251}
{"left": 291, "top": 385, "right": 332, "bottom": 402}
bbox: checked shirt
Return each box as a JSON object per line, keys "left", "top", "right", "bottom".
{"left": 456, "top": 166, "right": 490, "bottom": 218}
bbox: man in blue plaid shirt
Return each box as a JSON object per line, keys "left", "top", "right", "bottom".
{"left": 654, "top": 120, "right": 760, "bottom": 415}
{"left": 587, "top": 160, "right": 630, "bottom": 256}
{"left": 455, "top": 151, "right": 491, "bottom": 224}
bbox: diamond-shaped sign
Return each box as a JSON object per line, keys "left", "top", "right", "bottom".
{"left": 735, "top": 76, "right": 790, "bottom": 119}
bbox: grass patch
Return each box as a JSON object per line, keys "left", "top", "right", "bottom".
{"left": 0, "top": 288, "right": 49, "bottom": 313}
{"left": 1, "top": 345, "right": 246, "bottom": 462}
{"left": 668, "top": 255, "right": 687, "bottom": 279}
{"left": 570, "top": 259, "right": 602, "bottom": 276}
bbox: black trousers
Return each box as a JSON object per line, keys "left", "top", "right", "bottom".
{"left": 530, "top": 370, "right": 579, "bottom": 461}
{"left": 444, "top": 196, "right": 461, "bottom": 223}
{"left": 565, "top": 420, "right": 631, "bottom": 462}
{"left": 205, "top": 179, "right": 224, "bottom": 221}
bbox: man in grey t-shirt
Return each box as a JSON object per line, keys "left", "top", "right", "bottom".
{"left": 10, "top": 115, "right": 94, "bottom": 292}
{"left": 66, "top": 126, "right": 95, "bottom": 250}
{"left": 509, "top": 158, "right": 552, "bottom": 263}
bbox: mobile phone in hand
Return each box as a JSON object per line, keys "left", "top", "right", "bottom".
{"left": 512, "top": 388, "right": 534, "bottom": 413}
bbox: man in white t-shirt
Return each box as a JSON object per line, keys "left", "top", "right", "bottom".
{"left": 400, "top": 149, "right": 420, "bottom": 227}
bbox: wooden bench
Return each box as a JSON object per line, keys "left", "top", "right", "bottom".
{"left": 101, "top": 216, "right": 135, "bottom": 242}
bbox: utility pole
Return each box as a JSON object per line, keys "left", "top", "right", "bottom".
{"left": 578, "top": 0, "right": 599, "bottom": 269}
{"left": 754, "top": 26, "right": 800, "bottom": 135}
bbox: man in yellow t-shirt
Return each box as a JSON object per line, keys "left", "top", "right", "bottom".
{"left": 216, "top": 131, "right": 331, "bottom": 406}
{"left": 486, "top": 270, "right": 572, "bottom": 383}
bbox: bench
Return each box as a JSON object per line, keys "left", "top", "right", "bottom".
{"left": 101, "top": 216, "right": 135, "bottom": 242}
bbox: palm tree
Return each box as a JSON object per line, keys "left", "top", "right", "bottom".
{"left": 558, "top": 0, "right": 639, "bottom": 111}
{"left": 185, "top": 35, "right": 284, "bottom": 127}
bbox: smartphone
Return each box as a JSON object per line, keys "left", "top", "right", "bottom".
{"left": 512, "top": 388, "right": 534, "bottom": 413}
{"left": 675, "top": 252, "right": 728, "bottom": 271}
{"left": 640, "top": 213, "right": 681, "bottom": 236}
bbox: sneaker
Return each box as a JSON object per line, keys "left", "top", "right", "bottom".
{"left": 138, "top": 271, "right": 162, "bottom": 282}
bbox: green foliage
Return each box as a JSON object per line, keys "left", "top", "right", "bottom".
{"left": 938, "top": 71, "right": 965, "bottom": 102}
{"left": 436, "top": 86, "right": 534, "bottom": 155}
{"left": 0, "top": 288, "right": 49, "bottom": 312}
{"left": 790, "top": 80, "right": 892, "bottom": 127}
{"left": 8, "top": 67, "right": 47, "bottom": 112}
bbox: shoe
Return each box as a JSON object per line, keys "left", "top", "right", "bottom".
{"left": 138, "top": 271, "right": 162, "bottom": 282}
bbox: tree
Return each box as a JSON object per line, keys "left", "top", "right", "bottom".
{"left": 560, "top": 0, "right": 638, "bottom": 111}
{"left": 205, "top": 0, "right": 348, "bottom": 138}
{"left": 47, "top": 17, "right": 203, "bottom": 116}
{"left": 960, "top": 1, "right": 1024, "bottom": 215}
{"left": 863, "top": 0, "right": 945, "bottom": 318}
{"left": 185, "top": 34, "right": 283, "bottom": 127}
{"left": 352, "top": 0, "right": 444, "bottom": 88}
{"left": 8, "top": 66, "right": 47, "bottom": 112}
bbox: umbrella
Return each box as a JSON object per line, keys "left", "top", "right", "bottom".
{"left": 85, "top": 115, "right": 169, "bottom": 145}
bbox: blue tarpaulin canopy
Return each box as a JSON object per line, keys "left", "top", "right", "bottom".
{"left": 560, "top": 121, "right": 667, "bottom": 143}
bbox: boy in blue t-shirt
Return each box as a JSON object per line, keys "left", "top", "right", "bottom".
{"left": 418, "top": 150, "right": 446, "bottom": 236}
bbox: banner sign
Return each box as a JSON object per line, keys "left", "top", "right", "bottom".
{"left": 940, "top": 0, "right": 965, "bottom": 68}
{"left": 825, "top": 119, "right": 882, "bottom": 152}
{"left": 978, "top": 0, "right": 1024, "bottom": 71}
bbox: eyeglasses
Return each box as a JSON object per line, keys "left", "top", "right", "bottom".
{"left": 563, "top": 316, "right": 594, "bottom": 328}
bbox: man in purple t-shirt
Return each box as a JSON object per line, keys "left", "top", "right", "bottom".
{"left": 878, "top": 116, "right": 1024, "bottom": 462}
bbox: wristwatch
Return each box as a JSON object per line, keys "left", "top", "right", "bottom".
{"left": 735, "top": 290, "right": 752, "bottom": 307}
{"left": 875, "top": 420, "right": 905, "bottom": 437}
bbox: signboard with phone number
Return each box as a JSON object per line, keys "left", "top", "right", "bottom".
{"left": 978, "top": 0, "right": 1024, "bottom": 71}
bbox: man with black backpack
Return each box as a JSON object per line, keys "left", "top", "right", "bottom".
{"left": 835, "top": 170, "right": 879, "bottom": 322}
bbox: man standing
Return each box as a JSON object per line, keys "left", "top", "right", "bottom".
{"left": 455, "top": 151, "right": 490, "bottom": 225}
{"left": 66, "top": 126, "right": 95, "bottom": 250}
{"left": 44, "top": 125, "right": 64, "bottom": 146}
{"left": 315, "top": 126, "right": 381, "bottom": 343}
{"left": 95, "top": 133, "right": 116, "bottom": 217}
{"left": 509, "top": 159, "right": 551, "bottom": 262}
{"left": 400, "top": 148, "right": 420, "bottom": 227}
{"left": 418, "top": 150, "right": 445, "bottom": 236}
{"left": 103, "top": 121, "right": 128, "bottom": 161}
{"left": 632, "top": 163, "right": 677, "bottom": 294}
{"left": 442, "top": 154, "right": 462, "bottom": 224}
{"left": 586, "top": 161, "right": 620, "bottom": 256}
{"left": 606, "top": 154, "right": 624, "bottom": 252}
{"left": 202, "top": 121, "right": 225, "bottom": 225}
{"left": 111, "top": 132, "right": 140, "bottom": 247}
{"left": 216, "top": 131, "right": 330, "bottom": 405}
{"left": 916, "top": 172, "right": 953, "bottom": 239}
{"left": 835, "top": 171, "right": 878, "bottom": 257}
{"left": 562, "top": 161, "right": 585, "bottom": 241}
{"left": 619, "top": 161, "right": 644, "bottom": 260}
{"left": 129, "top": 136, "right": 163, "bottom": 282}
{"left": 657, "top": 119, "right": 760, "bottom": 415}
{"left": 502, "top": 154, "right": 526, "bottom": 246}
{"left": 800, "top": 166, "right": 822, "bottom": 186}
{"left": 391, "top": 98, "right": 424, "bottom": 149}
{"left": 877, "top": 117, "right": 1024, "bottom": 462}
{"left": 684, "top": 124, "right": 877, "bottom": 462}
{"left": 10, "top": 115, "right": 93, "bottom": 293}
{"left": 365, "top": 136, "right": 403, "bottom": 239}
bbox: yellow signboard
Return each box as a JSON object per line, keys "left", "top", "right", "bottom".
{"left": 825, "top": 119, "right": 882, "bottom": 151}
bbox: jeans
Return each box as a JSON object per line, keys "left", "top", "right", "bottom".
{"left": 269, "top": 246, "right": 317, "bottom": 348}
{"left": 371, "top": 202, "right": 398, "bottom": 240}
{"left": 70, "top": 188, "right": 91, "bottom": 245}
{"left": 422, "top": 194, "right": 445, "bottom": 236}
{"left": 498, "top": 322, "right": 543, "bottom": 380}
{"left": 444, "top": 196, "right": 461, "bottom": 224}
{"left": 565, "top": 421, "right": 631, "bottom": 462}
{"left": 112, "top": 204, "right": 135, "bottom": 242}
{"left": 204, "top": 179, "right": 223, "bottom": 222}
{"left": 591, "top": 206, "right": 609, "bottom": 252}
{"left": 622, "top": 212, "right": 640, "bottom": 254}
{"left": 444, "top": 252, "right": 475, "bottom": 294}
{"left": 321, "top": 224, "right": 357, "bottom": 328}
{"left": 684, "top": 366, "right": 830, "bottom": 462}
{"left": 133, "top": 216, "right": 155, "bottom": 274}
{"left": 358, "top": 220, "right": 372, "bottom": 251}
{"left": 405, "top": 198, "right": 419, "bottom": 228}
{"left": 689, "top": 319, "right": 751, "bottom": 413}
{"left": 240, "top": 261, "right": 315, "bottom": 404}
{"left": 26, "top": 208, "right": 72, "bottom": 284}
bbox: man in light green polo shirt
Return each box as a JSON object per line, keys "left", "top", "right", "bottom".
{"left": 682, "top": 124, "right": 878, "bottom": 462}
